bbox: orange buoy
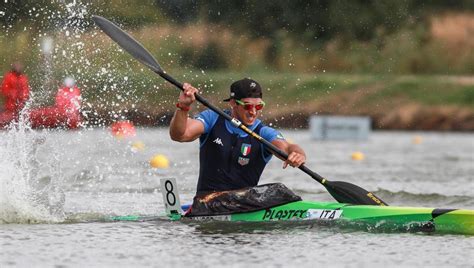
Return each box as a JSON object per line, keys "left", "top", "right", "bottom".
{"left": 111, "top": 120, "right": 136, "bottom": 138}
{"left": 413, "top": 135, "right": 423, "bottom": 144}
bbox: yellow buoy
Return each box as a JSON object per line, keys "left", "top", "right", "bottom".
{"left": 351, "top": 151, "right": 365, "bottom": 161}
{"left": 413, "top": 135, "right": 423, "bottom": 144}
{"left": 150, "top": 154, "right": 170, "bottom": 169}
{"left": 131, "top": 141, "right": 145, "bottom": 152}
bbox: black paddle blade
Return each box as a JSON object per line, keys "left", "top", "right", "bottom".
{"left": 324, "top": 181, "right": 388, "bottom": 206}
{"left": 92, "top": 15, "right": 163, "bottom": 74}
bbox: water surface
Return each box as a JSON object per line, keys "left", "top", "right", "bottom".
{"left": 1, "top": 129, "right": 473, "bottom": 267}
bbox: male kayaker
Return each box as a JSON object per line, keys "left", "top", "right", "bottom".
{"left": 170, "top": 78, "right": 306, "bottom": 195}
{"left": 0, "top": 62, "right": 30, "bottom": 128}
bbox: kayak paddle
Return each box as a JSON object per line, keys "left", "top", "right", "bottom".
{"left": 92, "top": 15, "right": 388, "bottom": 206}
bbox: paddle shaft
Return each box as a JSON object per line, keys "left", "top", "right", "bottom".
{"left": 158, "top": 71, "right": 325, "bottom": 184}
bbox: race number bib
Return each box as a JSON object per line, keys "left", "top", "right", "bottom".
{"left": 160, "top": 178, "right": 182, "bottom": 215}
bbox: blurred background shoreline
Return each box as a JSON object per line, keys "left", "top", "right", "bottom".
{"left": 1, "top": 1, "right": 473, "bottom": 130}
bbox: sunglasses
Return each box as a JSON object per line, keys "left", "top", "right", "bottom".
{"left": 235, "top": 99, "right": 266, "bottom": 111}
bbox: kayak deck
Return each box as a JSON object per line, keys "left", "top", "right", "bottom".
{"left": 182, "top": 201, "right": 474, "bottom": 235}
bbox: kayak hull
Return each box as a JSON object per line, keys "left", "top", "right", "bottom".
{"left": 183, "top": 201, "right": 474, "bottom": 235}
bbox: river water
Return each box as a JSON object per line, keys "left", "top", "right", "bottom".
{"left": 0, "top": 128, "right": 473, "bottom": 267}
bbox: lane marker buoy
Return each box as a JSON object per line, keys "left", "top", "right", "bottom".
{"left": 131, "top": 141, "right": 145, "bottom": 152}
{"left": 150, "top": 154, "right": 170, "bottom": 169}
{"left": 413, "top": 135, "right": 423, "bottom": 144}
{"left": 111, "top": 121, "right": 136, "bottom": 139}
{"left": 351, "top": 151, "right": 365, "bottom": 161}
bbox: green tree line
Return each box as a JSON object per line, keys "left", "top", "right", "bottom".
{"left": 2, "top": 0, "right": 474, "bottom": 74}
{"left": 158, "top": 0, "right": 474, "bottom": 43}
{"left": 3, "top": 0, "right": 474, "bottom": 42}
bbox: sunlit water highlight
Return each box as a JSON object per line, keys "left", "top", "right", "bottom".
{"left": 0, "top": 128, "right": 473, "bottom": 267}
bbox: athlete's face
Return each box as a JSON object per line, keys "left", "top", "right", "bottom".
{"left": 230, "top": 97, "right": 264, "bottom": 126}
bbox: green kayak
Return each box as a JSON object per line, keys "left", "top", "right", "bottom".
{"left": 155, "top": 179, "right": 474, "bottom": 235}
{"left": 179, "top": 201, "right": 474, "bottom": 235}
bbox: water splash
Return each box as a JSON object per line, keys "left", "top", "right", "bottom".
{"left": 0, "top": 0, "right": 79, "bottom": 223}
{"left": 0, "top": 115, "right": 65, "bottom": 223}
{"left": 0, "top": 1, "right": 171, "bottom": 224}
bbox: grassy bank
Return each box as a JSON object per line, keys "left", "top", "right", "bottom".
{"left": 1, "top": 61, "right": 473, "bottom": 130}
{"left": 73, "top": 68, "right": 473, "bottom": 130}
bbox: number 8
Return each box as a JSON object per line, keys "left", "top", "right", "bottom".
{"left": 165, "top": 180, "right": 176, "bottom": 206}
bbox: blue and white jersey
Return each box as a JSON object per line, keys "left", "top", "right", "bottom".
{"left": 194, "top": 109, "right": 284, "bottom": 194}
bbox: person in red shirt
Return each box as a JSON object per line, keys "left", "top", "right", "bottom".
{"left": 29, "top": 77, "right": 82, "bottom": 129}
{"left": 0, "top": 62, "right": 30, "bottom": 128}
{"left": 55, "top": 77, "right": 81, "bottom": 128}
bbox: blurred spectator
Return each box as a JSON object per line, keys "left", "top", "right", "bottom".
{"left": 29, "top": 77, "right": 82, "bottom": 129}
{"left": 0, "top": 62, "right": 30, "bottom": 128}
{"left": 55, "top": 77, "right": 82, "bottom": 128}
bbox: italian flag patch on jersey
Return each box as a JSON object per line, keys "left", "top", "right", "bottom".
{"left": 241, "top": 143, "right": 251, "bottom": 156}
